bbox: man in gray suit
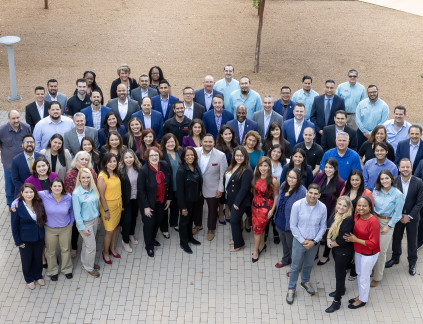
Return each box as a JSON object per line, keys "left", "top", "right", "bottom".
{"left": 107, "top": 83, "right": 140, "bottom": 129}
{"left": 252, "top": 95, "right": 283, "bottom": 141}
{"left": 44, "top": 79, "right": 67, "bottom": 113}
{"left": 64, "top": 112, "right": 99, "bottom": 156}
{"left": 130, "top": 74, "right": 159, "bottom": 105}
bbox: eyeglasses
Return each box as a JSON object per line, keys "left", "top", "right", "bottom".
{"left": 149, "top": 154, "right": 160, "bottom": 158}
{"left": 348, "top": 75, "right": 357, "bottom": 78}
{"left": 24, "top": 141, "right": 34, "bottom": 144}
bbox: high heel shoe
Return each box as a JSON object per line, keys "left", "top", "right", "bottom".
{"left": 102, "top": 251, "right": 112, "bottom": 265}
{"left": 252, "top": 252, "right": 259, "bottom": 263}
{"left": 109, "top": 249, "right": 121, "bottom": 258}
{"left": 259, "top": 244, "right": 267, "bottom": 255}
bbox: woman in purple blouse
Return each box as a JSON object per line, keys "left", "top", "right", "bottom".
{"left": 182, "top": 119, "right": 205, "bottom": 148}
{"left": 25, "top": 157, "right": 59, "bottom": 191}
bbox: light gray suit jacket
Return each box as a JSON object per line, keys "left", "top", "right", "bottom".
{"left": 195, "top": 147, "right": 228, "bottom": 198}
{"left": 106, "top": 98, "right": 140, "bottom": 129}
{"left": 40, "top": 148, "right": 72, "bottom": 180}
{"left": 64, "top": 126, "right": 99, "bottom": 157}
{"left": 130, "top": 87, "right": 158, "bottom": 105}
{"left": 252, "top": 110, "right": 283, "bottom": 141}
{"left": 44, "top": 92, "right": 68, "bottom": 113}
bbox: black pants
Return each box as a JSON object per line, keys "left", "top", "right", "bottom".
{"left": 122, "top": 199, "right": 138, "bottom": 243}
{"left": 321, "top": 231, "right": 331, "bottom": 258}
{"left": 168, "top": 192, "right": 180, "bottom": 227}
{"left": 417, "top": 209, "right": 423, "bottom": 247}
{"left": 230, "top": 205, "right": 246, "bottom": 249}
{"left": 264, "top": 217, "right": 279, "bottom": 239}
{"left": 179, "top": 202, "right": 198, "bottom": 246}
{"left": 71, "top": 222, "right": 79, "bottom": 250}
{"left": 193, "top": 196, "right": 204, "bottom": 227}
{"left": 392, "top": 216, "right": 419, "bottom": 265}
{"left": 19, "top": 239, "right": 44, "bottom": 283}
{"left": 333, "top": 249, "right": 354, "bottom": 300}
{"left": 142, "top": 201, "right": 165, "bottom": 250}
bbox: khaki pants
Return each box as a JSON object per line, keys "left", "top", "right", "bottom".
{"left": 78, "top": 219, "right": 98, "bottom": 272}
{"left": 347, "top": 114, "right": 358, "bottom": 130}
{"left": 45, "top": 223, "right": 73, "bottom": 276}
{"left": 373, "top": 217, "right": 394, "bottom": 281}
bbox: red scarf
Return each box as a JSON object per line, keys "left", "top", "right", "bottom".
{"left": 149, "top": 162, "right": 166, "bottom": 203}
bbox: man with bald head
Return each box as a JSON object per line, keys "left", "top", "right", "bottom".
{"left": 106, "top": 83, "right": 140, "bottom": 129}
{"left": 0, "top": 110, "right": 31, "bottom": 207}
{"left": 227, "top": 105, "right": 258, "bottom": 144}
{"left": 194, "top": 75, "right": 223, "bottom": 111}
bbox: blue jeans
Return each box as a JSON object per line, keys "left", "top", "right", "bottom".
{"left": 288, "top": 238, "right": 319, "bottom": 290}
{"left": 4, "top": 168, "right": 15, "bottom": 207}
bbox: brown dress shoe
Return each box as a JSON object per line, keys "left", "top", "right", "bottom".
{"left": 207, "top": 230, "right": 215, "bottom": 241}
{"left": 370, "top": 280, "right": 379, "bottom": 287}
{"left": 192, "top": 227, "right": 199, "bottom": 235}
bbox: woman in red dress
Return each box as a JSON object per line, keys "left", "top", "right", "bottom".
{"left": 251, "top": 156, "right": 279, "bottom": 263}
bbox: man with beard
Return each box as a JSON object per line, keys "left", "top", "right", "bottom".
{"left": 25, "top": 86, "right": 50, "bottom": 132}
{"left": 107, "top": 83, "right": 140, "bottom": 130}
{"left": 130, "top": 74, "right": 159, "bottom": 105}
{"left": 292, "top": 76, "right": 319, "bottom": 121}
{"left": 44, "top": 79, "right": 68, "bottom": 113}
{"left": 11, "top": 134, "right": 44, "bottom": 198}
{"left": 162, "top": 101, "right": 192, "bottom": 145}
{"left": 65, "top": 79, "right": 91, "bottom": 116}
{"left": 227, "top": 105, "right": 258, "bottom": 144}
{"left": 33, "top": 102, "right": 75, "bottom": 152}
{"left": 227, "top": 76, "right": 262, "bottom": 119}
{"left": 81, "top": 91, "right": 112, "bottom": 130}
{"left": 0, "top": 110, "right": 31, "bottom": 206}
{"left": 151, "top": 80, "right": 179, "bottom": 121}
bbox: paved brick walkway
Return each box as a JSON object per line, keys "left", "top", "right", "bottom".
{"left": 0, "top": 111, "right": 422, "bottom": 323}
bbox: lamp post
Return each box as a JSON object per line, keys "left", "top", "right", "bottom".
{"left": 0, "top": 36, "right": 22, "bottom": 101}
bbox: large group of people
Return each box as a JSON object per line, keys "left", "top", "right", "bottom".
{"left": 2, "top": 65, "right": 423, "bottom": 314}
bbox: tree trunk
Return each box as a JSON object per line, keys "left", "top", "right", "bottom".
{"left": 44, "top": 0, "right": 49, "bottom": 9}
{"left": 254, "top": 0, "right": 266, "bottom": 73}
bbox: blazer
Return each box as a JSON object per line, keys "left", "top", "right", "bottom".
{"left": 274, "top": 185, "right": 307, "bottom": 232}
{"left": 151, "top": 94, "right": 180, "bottom": 121}
{"left": 224, "top": 167, "right": 254, "bottom": 208}
{"left": 40, "top": 148, "right": 72, "bottom": 180}
{"left": 137, "top": 161, "right": 172, "bottom": 209}
{"left": 310, "top": 95, "right": 346, "bottom": 134}
{"left": 130, "top": 87, "right": 158, "bottom": 105}
{"left": 106, "top": 98, "right": 140, "bottom": 130}
{"left": 11, "top": 152, "right": 44, "bottom": 197}
{"left": 120, "top": 168, "right": 140, "bottom": 205}
{"left": 25, "top": 101, "right": 50, "bottom": 132}
{"left": 282, "top": 118, "right": 315, "bottom": 151}
{"left": 273, "top": 99, "right": 295, "bottom": 120}
{"left": 110, "top": 77, "right": 138, "bottom": 99}
{"left": 11, "top": 202, "right": 45, "bottom": 246}
{"left": 321, "top": 124, "right": 358, "bottom": 152}
{"left": 131, "top": 109, "right": 164, "bottom": 143}
{"left": 394, "top": 175, "right": 423, "bottom": 219}
{"left": 168, "top": 102, "right": 206, "bottom": 121}
{"left": 312, "top": 172, "right": 345, "bottom": 218}
{"left": 25, "top": 172, "right": 59, "bottom": 191}
{"left": 195, "top": 147, "right": 228, "bottom": 198}
{"left": 176, "top": 163, "right": 203, "bottom": 210}
{"left": 81, "top": 105, "right": 112, "bottom": 129}
{"left": 44, "top": 92, "right": 67, "bottom": 113}
{"left": 226, "top": 118, "right": 259, "bottom": 144}
{"left": 64, "top": 127, "right": 100, "bottom": 156}
{"left": 252, "top": 110, "right": 283, "bottom": 142}
{"left": 395, "top": 139, "right": 423, "bottom": 172}
{"left": 98, "top": 125, "right": 127, "bottom": 147}
{"left": 194, "top": 89, "right": 224, "bottom": 111}
{"left": 202, "top": 109, "right": 234, "bottom": 139}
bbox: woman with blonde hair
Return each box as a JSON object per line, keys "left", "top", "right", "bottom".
{"left": 325, "top": 196, "right": 355, "bottom": 313}
{"left": 110, "top": 64, "right": 138, "bottom": 99}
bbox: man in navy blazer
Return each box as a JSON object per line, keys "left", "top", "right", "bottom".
{"left": 395, "top": 125, "right": 423, "bottom": 172}
{"left": 273, "top": 86, "right": 295, "bottom": 121}
{"left": 81, "top": 91, "right": 112, "bottom": 130}
{"left": 194, "top": 75, "right": 224, "bottom": 111}
{"left": 151, "top": 80, "right": 179, "bottom": 121}
{"left": 11, "top": 134, "right": 44, "bottom": 198}
{"left": 202, "top": 95, "right": 234, "bottom": 139}
{"left": 283, "top": 103, "right": 315, "bottom": 151}
{"left": 310, "top": 80, "right": 345, "bottom": 144}
{"left": 132, "top": 97, "right": 164, "bottom": 142}
{"left": 227, "top": 105, "right": 258, "bottom": 144}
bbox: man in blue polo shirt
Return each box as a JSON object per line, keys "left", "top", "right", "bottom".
{"left": 320, "top": 131, "right": 362, "bottom": 180}
{"left": 214, "top": 64, "right": 240, "bottom": 108}
{"left": 227, "top": 76, "right": 262, "bottom": 119}
{"left": 292, "top": 76, "right": 319, "bottom": 121}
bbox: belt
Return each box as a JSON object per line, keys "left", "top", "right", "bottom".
{"left": 375, "top": 213, "right": 390, "bottom": 220}
{"left": 346, "top": 113, "right": 355, "bottom": 115}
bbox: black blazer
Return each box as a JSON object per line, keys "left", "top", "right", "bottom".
{"left": 327, "top": 211, "right": 354, "bottom": 255}
{"left": 224, "top": 167, "right": 253, "bottom": 208}
{"left": 25, "top": 101, "right": 50, "bottom": 132}
{"left": 310, "top": 95, "right": 345, "bottom": 134}
{"left": 176, "top": 163, "right": 203, "bottom": 210}
{"left": 394, "top": 175, "right": 423, "bottom": 219}
{"left": 110, "top": 77, "right": 139, "bottom": 99}
{"left": 137, "top": 161, "right": 172, "bottom": 209}
{"left": 168, "top": 102, "right": 206, "bottom": 121}
{"left": 120, "top": 168, "right": 140, "bottom": 205}
{"left": 321, "top": 124, "right": 358, "bottom": 152}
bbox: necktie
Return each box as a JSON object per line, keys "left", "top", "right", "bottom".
{"left": 29, "top": 156, "right": 33, "bottom": 173}
{"left": 239, "top": 123, "right": 244, "bottom": 142}
{"left": 325, "top": 99, "right": 331, "bottom": 125}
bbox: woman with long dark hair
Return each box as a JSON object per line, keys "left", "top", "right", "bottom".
{"left": 148, "top": 66, "right": 165, "bottom": 89}
{"left": 280, "top": 147, "right": 314, "bottom": 187}
{"left": 182, "top": 119, "right": 206, "bottom": 148}
{"left": 98, "top": 112, "right": 127, "bottom": 147}
{"left": 139, "top": 129, "right": 160, "bottom": 164}
{"left": 358, "top": 125, "right": 395, "bottom": 168}
{"left": 262, "top": 122, "right": 291, "bottom": 158}
{"left": 123, "top": 117, "right": 144, "bottom": 160}
{"left": 242, "top": 130, "right": 264, "bottom": 170}
{"left": 100, "top": 130, "right": 126, "bottom": 162}
{"left": 25, "top": 157, "right": 59, "bottom": 191}
{"left": 80, "top": 136, "right": 101, "bottom": 173}
{"left": 40, "top": 134, "right": 72, "bottom": 180}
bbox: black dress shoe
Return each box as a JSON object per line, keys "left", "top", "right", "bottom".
{"left": 348, "top": 301, "right": 366, "bottom": 309}
{"left": 188, "top": 238, "right": 201, "bottom": 245}
{"left": 385, "top": 258, "right": 399, "bottom": 268}
{"left": 409, "top": 264, "right": 416, "bottom": 276}
{"left": 50, "top": 274, "right": 58, "bottom": 281}
{"left": 153, "top": 240, "right": 161, "bottom": 247}
{"left": 65, "top": 273, "right": 73, "bottom": 279}
{"left": 325, "top": 300, "right": 341, "bottom": 313}
{"left": 180, "top": 244, "right": 193, "bottom": 254}
{"left": 317, "top": 257, "right": 330, "bottom": 266}
{"left": 274, "top": 236, "right": 280, "bottom": 244}
{"left": 329, "top": 290, "right": 345, "bottom": 298}
{"left": 146, "top": 249, "right": 154, "bottom": 257}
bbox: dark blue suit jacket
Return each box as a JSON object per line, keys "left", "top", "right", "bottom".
{"left": 227, "top": 118, "right": 259, "bottom": 144}
{"left": 131, "top": 110, "right": 164, "bottom": 143}
{"left": 11, "top": 152, "right": 44, "bottom": 198}
{"left": 282, "top": 119, "right": 315, "bottom": 151}
{"left": 98, "top": 125, "right": 127, "bottom": 147}
{"left": 81, "top": 105, "right": 112, "bottom": 128}
{"left": 194, "top": 89, "right": 223, "bottom": 111}
{"left": 395, "top": 139, "right": 423, "bottom": 172}
{"left": 151, "top": 95, "right": 179, "bottom": 121}
{"left": 273, "top": 99, "right": 295, "bottom": 120}
{"left": 310, "top": 94, "right": 345, "bottom": 134}
{"left": 11, "top": 202, "right": 45, "bottom": 246}
{"left": 202, "top": 110, "right": 234, "bottom": 140}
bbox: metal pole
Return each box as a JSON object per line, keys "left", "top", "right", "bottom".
{"left": 0, "top": 36, "right": 21, "bottom": 101}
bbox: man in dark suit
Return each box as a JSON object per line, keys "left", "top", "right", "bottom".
{"left": 310, "top": 80, "right": 346, "bottom": 144}
{"left": 25, "top": 86, "right": 50, "bottom": 132}
{"left": 194, "top": 75, "right": 223, "bottom": 111}
{"left": 130, "top": 74, "right": 159, "bottom": 105}
{"left": 81, "top": 91, "right": 112, "bottom": 130}
{"left": 106, "top": 83, "right": 140, "bottom": 130}
{"left": 283, "top": 103, "right": 315, "bottom": 152}
{"left": 273, "top": 86, "right": 296, "bottom": 121}
{"left": 169, "top": 87, "right": 205, "bottom": 121}
{"left": 202, "top": 95, "right": 234, "bottom": 139}
{"left": 64, "top": 113, "right": 100, "bottom": 156}
{"left": 252, "top": 96, "right": 283, "bottom": 142}
{"left": 11, "top": 135, "right": 44, "bottom": 198}
{"left": 321, "top": 110, "right": 358, "bottom": 152}
{"left": 385, "top": 158, "right": 423, "bottom": 276}
{"left": 395, "top": 125, "right": 423, "bottom": 173}
{"left": 132, "top": 97, "right": 165, "bottom": 142}
{"left": 151, "top": 79, "right": 179, "bottom": 121}
{"left": 227, "top": 105, "right": 258, "bottom": 144}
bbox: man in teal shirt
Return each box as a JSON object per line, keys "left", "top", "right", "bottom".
{"left": 227, "top": 76, "right": 262, "bottom": 119}
{"left": 292, "top": 76, "right": 319, "bottom": 121}
{"left": 336, "top": 69, "right": 366, "bottom": 130}
{"left": 214, "top": 64, "right": 240, "bottom": 108}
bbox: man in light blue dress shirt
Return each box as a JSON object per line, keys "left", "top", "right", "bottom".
{"left": 382, "top": 106, "right": 411, "bottom": 151}
{"left": 227, "top": 76, "right": 262, "bottom": 119}
{"left": 214, "top": 64, "right": 240, "bottom": 108}
{"left": 292, "top": 76, "right": 319, "bottom": 121}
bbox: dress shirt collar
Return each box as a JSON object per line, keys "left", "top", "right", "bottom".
{"left": 118, "top": 98, "right": 128, "bottom": 106}
{"left": 410, "top": 140, "right": 420, "bottom": 149}
{"left": 204, "top": 90, "right": 213, "bottom": 97}
{"left": 264, "top": 110, "right": 272, "bottom": 117}
{"left": 184, "top": 102, "right": 194, "bottom": 110}
{"left": 160, "top": 95, "right": 169, "bottom": 102}
{"left": 48, "top": 116, "right": 63, "bottom": 124}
